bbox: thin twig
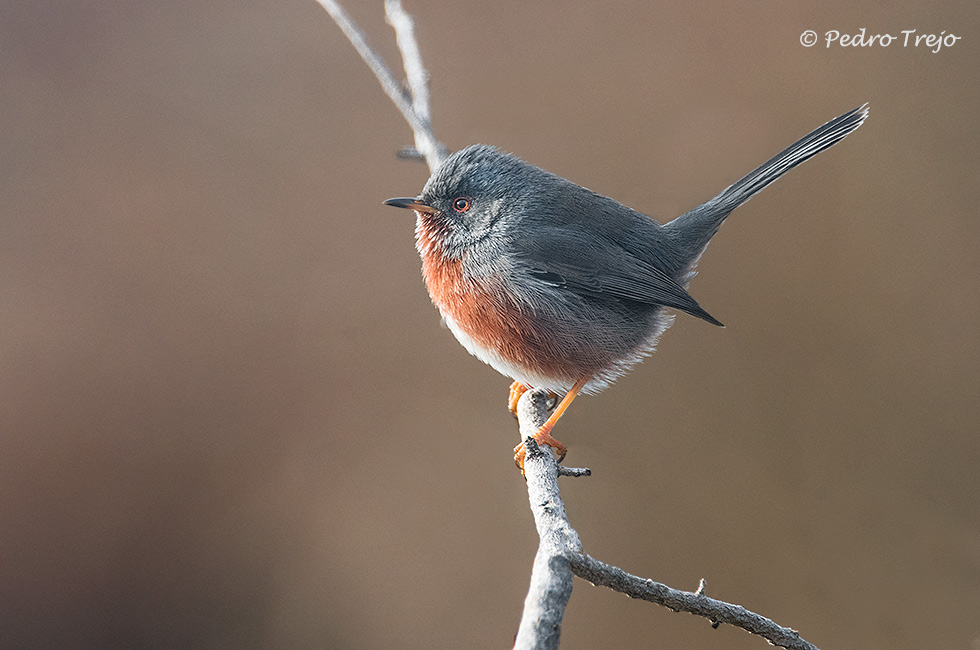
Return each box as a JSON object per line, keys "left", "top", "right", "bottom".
{"left": 384, "top": 0, "right": 429, "bottom": 123}
{"left": 315, "top": 0, "right": 447, "bottom": 172}
{"left": 569, "top": 554, "right": 820, "bottom": 650}
{"left": 384, "top": 0, "right": 446, "bottom": 170}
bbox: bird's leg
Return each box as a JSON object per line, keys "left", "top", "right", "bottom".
{"left": 514, "top": 376, "right": 589, "bottom": 471}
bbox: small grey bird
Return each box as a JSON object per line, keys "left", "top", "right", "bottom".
{"left": 385, "top": 104, "right": 868, "bottom": 465}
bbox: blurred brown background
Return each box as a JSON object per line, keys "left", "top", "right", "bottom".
{"left": 1, "top": 0, "right": 978, "bottom": 648}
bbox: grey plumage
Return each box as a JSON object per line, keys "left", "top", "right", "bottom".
{"left": 394, "top": 104, "right": 869, "bottom": 393}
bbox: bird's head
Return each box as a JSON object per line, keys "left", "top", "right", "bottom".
{"left": 385, "top": 144, "right": 545, "bottom": 259}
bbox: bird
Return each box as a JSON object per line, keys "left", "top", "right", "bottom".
{"left": 384, "top": 104, "right": 868, "bottom": 469}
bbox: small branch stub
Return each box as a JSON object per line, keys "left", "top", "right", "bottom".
{"left": 695, "top": 578, "right": 707, "bottom": 597}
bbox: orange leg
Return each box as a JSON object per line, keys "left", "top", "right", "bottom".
{"left": 514, "top": 376, "right": 590, "bottom": 471}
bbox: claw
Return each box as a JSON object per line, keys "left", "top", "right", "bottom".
{"left": 514, "top": 426, "right": 568, "bottom": 472}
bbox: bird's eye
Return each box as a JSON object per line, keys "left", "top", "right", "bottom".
{"left": 452, "top": 197, "right": 472, "bottom": 213}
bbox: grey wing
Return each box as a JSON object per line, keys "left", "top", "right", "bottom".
{"left": 513, "top": 227, "right": 724, "bottom": 326}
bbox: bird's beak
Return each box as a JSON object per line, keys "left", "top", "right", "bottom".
{"left": 383, "top": 196, "right": 438, "bottom": 214}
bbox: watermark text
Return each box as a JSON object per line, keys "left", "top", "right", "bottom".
{"left": 800, "top": 28, "right": 961, "bottom": 53}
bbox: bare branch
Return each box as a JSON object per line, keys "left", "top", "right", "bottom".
{"left": 315, "top": 0, "right": 447, "bottom": 172}
{"left": 384, "top": 0, "right": 446, "bottom": 170}
{"left": 515, "top": 387, "right": 822, "bottom": 650}
{"left": 569, "top": 554, "right": 820, "bottom": 650}
{"left": 384, "top": 0, "right": 429, "bottom": 123}
{"left": 513, "top": 391, "right": 581, "bottom": 649}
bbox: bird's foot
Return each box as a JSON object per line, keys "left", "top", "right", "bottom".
{"left": 508, "top": 381, "right": 529, "bottom": 415}
{"left": 508, "top": 382, "right": 558, "bottom": 416}
{"left": 514, "top": 425, "right": 567, "bottom": 473}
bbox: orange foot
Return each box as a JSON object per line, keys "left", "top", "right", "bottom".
{"left": 509, "top": 382, "right": 558, "bottom": 416}
{"left": 508, "top": 381, "right": 529, "bottom": 415}
{"left": 514, "top": 425, "right": 568, "bottom": 472}
{"left": 510, "top": 376, "right": 589, "bottom": 473}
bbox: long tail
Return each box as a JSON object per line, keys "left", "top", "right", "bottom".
{"left": 664, "top": 104, "right": 869, "bottom": 266}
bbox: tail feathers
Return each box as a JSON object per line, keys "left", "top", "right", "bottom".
{"left": 665, "top": 104, "right": 868, "bottom": 266}
{"left": 716, "top": 103, "right": 869, "bottom": 211}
